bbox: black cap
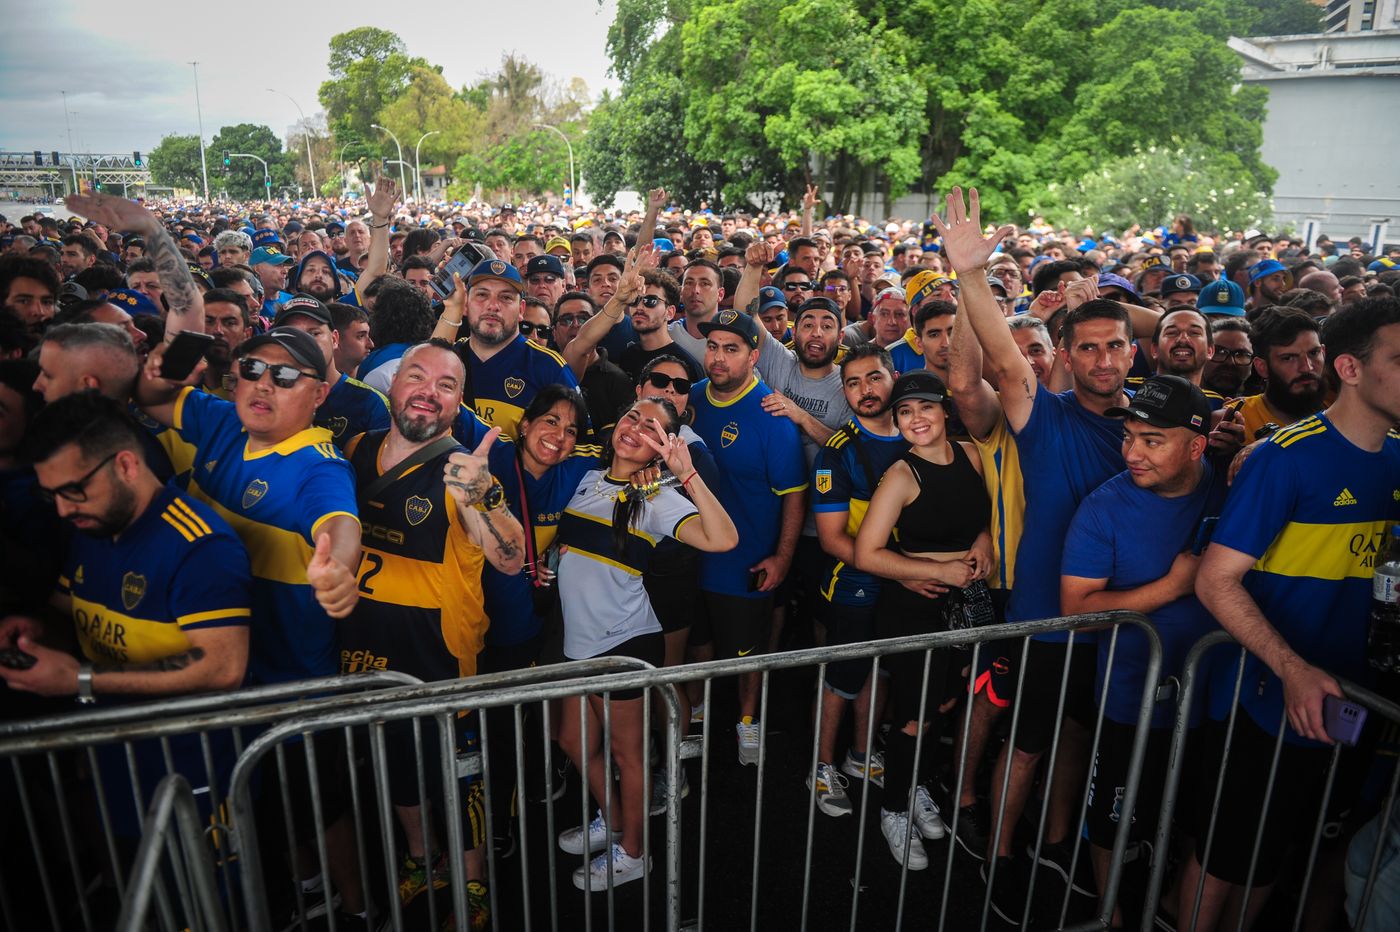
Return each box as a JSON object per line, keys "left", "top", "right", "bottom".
{"left": 697, "top": 308, "right": 762, "bottom": 350}
{"left": 887, "top": 371, "right": 948, "bottom": 409}
{"left": 525, "top": 254, "right": 566, "bottom": 278}
{"left": 460, "top": 227, "right": 485, "bottom": 243}
{"left": 793, "top": 296, "right": 843, "bottom": 325}
{"left": 1106, "top": 374, "right": 1211, "bottom": 436}
{"left": 273, "top": 293, "right": 333, "bottom": 327}
{"left": 236, "top": 326, "right": 328, "bottom": 381}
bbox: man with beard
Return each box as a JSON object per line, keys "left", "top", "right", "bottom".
{"left": 329, "top": 303, "right": 374, "bottom": 379}
{"left": 1234, "top": 306, "right": 1326, "bottom": 441}
{"left": 1246, "top": 259, "right": 1292, "bottom": 310}
{"left": 340, "top": 340, "right": 523, "bottom": 930}
{"left": 887, "top": 297, "right": 970, "bottom": 438}
{"left": 543, "top": 292, "right": 631, "bottom": 432}
{"left": 59, "top": 234, "right": 99, "bottom": 279}
{"left": 324, "top": 221, "right": 348, "bottom": 263}
{"left": 1202, "top": 318, "right": 1254, "bottom": 398}
{"left": 197, "top": 288, "right": 253, "bottom": 400}
{"left": 250, "top": 246, "right": 296, "bottom": 318}
{"left": 808, "top": 344, "right": 907, "bottom": 816}
{"left": 568, "top": 268, "right": 701, "bottom": 383}
{"left": 0, "top": 255, "right": 59, "bottom": 336}
{"left": 1136, "top": 307, "right": 1222, "bottom": 403}
{"left": 291, "top": 180, "right": 397, "bottom": 308}
{"left": 274, "top": 295, "right": 389, "bottom": 450}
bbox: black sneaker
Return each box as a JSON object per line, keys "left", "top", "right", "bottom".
{"left": 980, "top": 855, "right": 1035, "bottom": 926}
{"left": 953, "top": 803, "right": 990, "bottom": 861}
{"left": 1029, "top": 839, "right": 1096, "bottom": 898}
{"left": 332, "top": 910, "right": 380, "bottom": 932}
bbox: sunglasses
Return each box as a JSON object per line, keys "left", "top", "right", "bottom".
{"left": 643, "top": 372, "right": 692, "bottom": 394}
{"left": 237, "top": 357, "right": 319, "bottom": 388}
{"left": 782, "top": 281, "right": 813, "bottom": 292}
{"left": 554, "top": 313, "right": 591, "bottom": 328}
{"left": 519, "top": 322, "right": 550, "bottom": 337}
{"left": 627, "top": 295, "right": 665, "bottom": 309}
{"left": 36, "top": 451, "right": 119, "bottom": 504}
{"left": 527, "top": 274, "right": 560, "bottom": 285}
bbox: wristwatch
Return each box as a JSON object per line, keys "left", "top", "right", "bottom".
{"left": 76, "top": 662, "right": 96, "bottom": 705}
{"left": 473, "top": 479, "right": 507, "bottom": 513}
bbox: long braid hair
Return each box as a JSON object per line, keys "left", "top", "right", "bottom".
{"left": 602, "top": 396, "right": 681, "bottom": 555}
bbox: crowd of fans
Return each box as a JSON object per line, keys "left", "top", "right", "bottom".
{"left": 1, "top": 181, "right": 1398, "bottom": 931}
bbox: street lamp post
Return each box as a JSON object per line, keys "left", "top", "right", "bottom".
{"left": 229, "top": 153, "right": 271, "bottom": 201}
{"left": 268, "top": 88, "right": 317, "bottom": 196}
{"left": 414, "top": 131, "right": 441, "bottom": 203}
{"left": 370, "top": 124, "right": 408, "bottom": 203}
{"left": 190, "top": 62, "right": 210, "bottom": 202}
{"left": 533, "top": 123, "right": 575, "bottom": 206}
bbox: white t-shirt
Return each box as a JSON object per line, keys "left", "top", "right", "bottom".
{"left": 557, "top": 469, "right": 699, "bottom": 659}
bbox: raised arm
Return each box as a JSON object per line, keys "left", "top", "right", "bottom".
{"left": 355, "top": 175, "right": 399, "bottom": 296}
{"left": 639, "top": 187, "right": 666, "bottom": 247}
{"left": 947, "top": 285, "right": 1004, "bottom": 442}
{"left": 930, "top": 188, "right": 1034, "bottom": 432}
{"left": 642, "top": 424, "right": 738, "bottom": 553}
{"left": 563, "top": 243, "right": 652, "bottom": 378}
{"left": 444, "top": 427, "right": 527, "bottom": 574}
{"left": 732, "top": 239, "right": 772, "bottom": 313}
{"left": 800, "top": 184, "right": 818, "bottom": 237}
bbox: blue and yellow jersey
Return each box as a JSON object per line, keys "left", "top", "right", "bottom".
{"left": 689, "top": 376, "right": 808, "bottom": 598}
{"left": 342, "top": 431, "right": 488, "bottom": 680}
{"left": 58, "top": 486, "right": 251, "bottom": 667}
{"left": 811, "top": 418, "right": 908, "bottom": 606}
{"left": 887, "top": 328, "right": 923, "bottom": 377}
{"left": 460, "top": 334, "right": 580, "bottom": 440}
{"left": 317, "top": 373, "right": 391, "bottom": 449}
{"left": 170, "top": 387, "right": 360, "bottom": 684}
{"left": 1127, "top": 375, "right": 1225, "bottom": 411}
{"left": 1211, "top": 414, "right": 1400, "bottom": 743}
{"left": 972, "top": 413, "right": 1027, "bottom": 592}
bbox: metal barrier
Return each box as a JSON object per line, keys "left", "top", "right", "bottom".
{"left": 0, "top": 671, "right": 421, "bottom": 932}
{"left": 113, "top": 774, "right": 228, "bottom": 932}
{"left": 1142, "top": 630, "right": 1400, "bottom": 932}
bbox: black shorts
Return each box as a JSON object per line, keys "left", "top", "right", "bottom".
{"left": 644, "top": 547, "right": 702, "bottom": 634}
{"left": 382, "top": 715, "right": 488, "bottom": 852}
{"left": 1086, "top": 719, "right": 1173, "bottom": 850}
{"left": 255, "top": 730, "right": 350, "bottom": 849}
{"left": 972, "top": 589, "right": 1016, "bottom": 708}
{"left": 691, "top": 590, "right": 773, "bottom": 658}
{"left": 587, "top": 631, "right": 665, "bottom": 700}
{"left": 1011, "top": 639, "right": 1099, "bottom": 756}
{"left": 1190, "top": 710, "right": 1338, "bottom": 886}
{"left": 817, "top": 599, "right": 880, "bottom": 699}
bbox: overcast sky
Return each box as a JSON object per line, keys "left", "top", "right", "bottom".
{"left": 0, "top": 0, "right": 620, "bottom": 154}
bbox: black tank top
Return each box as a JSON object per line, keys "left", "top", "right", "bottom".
{"left": 893, "top": 442, "right": 990, "bottom": 554}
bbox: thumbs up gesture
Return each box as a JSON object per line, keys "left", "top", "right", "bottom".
{"left": 307, "top": 533, "right": 358, "bottom": 618}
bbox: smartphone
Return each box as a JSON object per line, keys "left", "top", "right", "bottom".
{"left": 0, "top": 647, "right": 37, "bottom": 671}
{"left": 1323, "top": 695, "right": 1367, "bottom": 746}
{"left": 430, "top": 242, "right": 495, "bottom": 300}
{"left": 159, "top": 330, "right": 215, "bottom": 381}
{"left": 1192, "top": 516, "right": 1219, "bottom": 556}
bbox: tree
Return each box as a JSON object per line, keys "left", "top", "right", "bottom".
{"left": 318, "top": 28, "right": 426, "bottom": 145}
{"left": 452, "top": 129, "right": 575, "bottom": 202}
{"left": 282, "top": 112, "right": 336, "bottom": 196}
{"left": 147, "top": 134, "right": 206, "bottom": 193}
{"left": 211, "top": 124, "right": 291, "bottom": 200}
{"left": 376, "top": 65, "right": 482, "bottom": 173}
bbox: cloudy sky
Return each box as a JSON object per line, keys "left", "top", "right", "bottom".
{"left": 0, "top": 0, "right": 620, "bottom": 155}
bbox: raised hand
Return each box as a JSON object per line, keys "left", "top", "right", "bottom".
{"left": 639, "top": 421, "right": 694, "bottom": 477}
{"left": 615, "top": 243, "right": 653, "bottom": 307}
{"left": 928, "top": 187, "right": 1015, "bottom": 276}
{"left": 802, "top": 184, "right": 819, "bottom": 211}
{"left": 745, "top": 239, "right": 774, "bottom": 269}
{"left": 307, "top": 534, "right": 358, "bottom": 618}
{"left": 647, "top": 188, "right": 668, "bottom": 211}
{"left": 64, "top": 193, "right": 159, "bottom": 235}
{"left": 366, "top": 174, "right": 399, "bottom": 221}
{"left": 444, "top": 427, "right": 501, "bottom": 507}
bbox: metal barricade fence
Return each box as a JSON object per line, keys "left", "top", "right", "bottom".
{"left": 165, "top": 611, "right": 1158, "bottom": 932}
{"left": 0, "top": 671, "right": 422, "bottom": 932}
{"left": 1141, "top": 630, "right": 1400, "bottom": 932}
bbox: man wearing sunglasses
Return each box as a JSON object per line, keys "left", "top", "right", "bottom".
{"left": 274, "top": 295, "right": 390, "bottom": 450}
{"left": 524, "top": 254, "right": 568, "bottom": 309}
{"left": 547, "top": 292, "right": 633, "bottom": 433}
{"left": 565, "top": 268, "right": 703, "bottom": 385}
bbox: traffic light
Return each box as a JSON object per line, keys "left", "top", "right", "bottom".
{"left": 33, "top": 150, "right": 42, "bottom": 166}
{"left": 133, "top": 150, "right": 143, "bottom": 167}
{"left": 51, "top": 151, "right": 60, "bottom": 166}
{"left": 381, "top": 157, "right": 389, "bottom": 172}
{"left": 223, "top": 152, "right": 231, "bottom": 168}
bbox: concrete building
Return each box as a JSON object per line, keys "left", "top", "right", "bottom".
{"left": 1231, "top": 29, "right": 1400, "bottom": 242}
{"left": 1324, "top": 0, "right": 1400, "bottom": 33}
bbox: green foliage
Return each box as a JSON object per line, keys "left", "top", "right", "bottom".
{"left": 1042, "top": 144, "right": 1272, "bottom": 234}
{"left": 211, "top": 124, "right": 292, "bottom": 200}
{"left": 376, "top": 65, "right": 482, "bottom": 171}
{"left": 318, "top": 28, "right": 427, "bottom": 145}
{"left": 147, "top": 134, "right": 206, "bottom": 192}
{"left": 451, "top": 128, "right": 577, "bottom": 202}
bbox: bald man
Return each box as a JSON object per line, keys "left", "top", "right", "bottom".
{"left": 31, "top": 322, "right": 141, "bottom": 403}
{"left": 1296, "top": 269, "right": 1342, "bottom": 306}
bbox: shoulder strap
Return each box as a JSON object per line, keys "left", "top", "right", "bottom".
{"left": 361, "top": 433, "right": 461, "bottom": 504}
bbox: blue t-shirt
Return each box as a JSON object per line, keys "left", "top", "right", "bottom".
{"left": 1209, "top": 414, "right": 1400, "bottom": 744}
{"left": 171, "top": 387, "right": 360, "bottom": 683}
{"left": 317, "top": 373, "right": 390, "bottom": 449}
{"left": 689, "top": 377, "right": 808, "bottom": 598}
{"left": 1062, "top": 464, "right": 1226, "bottom": 727}
{"left": 1010, "top": 384, "right": 1127, "bottom": 640}
{"left": 464, "top": 334, "right": 580, "bottom": 441}
{"left": 887, "top": 329, "right": 924, "bottom": 378}
{"left": 811, "top": 418, "right": 908, "bottom": 606}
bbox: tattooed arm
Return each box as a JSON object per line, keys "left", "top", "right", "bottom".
{"left": 458, "top": 500, "right": 526, "bottom": 575}
{"left": 63, "top": 193, "right": 204, "bottom": 338}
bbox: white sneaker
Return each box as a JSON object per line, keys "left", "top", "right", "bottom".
{"left": 840, "top": 748, "right": 886, "bottom": 788}
{"left": 690, "top": 702, "right": 706, "bottom": 724}
{"left": 880, "top": 809, "right": 928, "bottom": 870}
{"left": 558, "top": 811, "right": 620, "bottom": 856}
{"left": 736, "top": 720, "right": 761, "bottom": 766}
{"left": 572, "top": 842, "right": 650, "bottom": 891}
{"left": 806, "top": 762, "right": 853, "bottom": 817}
{"left": 912, "top": 785, "right": 947, "bottom": 840}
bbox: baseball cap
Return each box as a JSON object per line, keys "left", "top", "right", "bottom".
{"left": 1248, "top": 259, "right": 1291, "bottom": 285}
{"left": 466, "top": 257, "right": 524, "bottom": 294}
{"left": 1160, "top": 273, "right": 1202, "bottom": 296}
{"left": 251, "top": 229, "right": 283, "bottom": 250}
{"left": 757, "top": 286, "right": 787, "bottom": 313}
{"left": 103, "top": 288, "right": 161, "bottom": 317}
{"left": 698, "top": 308, "right": 762, "bottom": 349}
{"left": 905, "top": 270, "right": 952, "bottom": 308}
{"left": 1105, "top": 374, "right": 1211, "bottom": 436}
{"left": 524, "top": 254, "right": 566, "bottom": 278}
{"left": 324, "top": 221, "right": 345, "bottom": 235}
{"left": 985, "top": 275, "right": 1008, "bottom": 295}
{"left": 1197, "top": 279, "right": 1246, "bottom": 316}
{"left": 273, "top": 294, "right": 333, "bottom": 327}
{"left": 236, "top": 326, "right": 328, "bottom": 381}
{"left": 250, "top": 246, "right": 296, "bottom": 267}
{"left": 872, "top": 286, "right": 906, "bottom": 310}
{"left": 1138, "top": 255, "right": 1170, "bottom": 275}
{"left": 794, "top": 296, "right": 842, "bottom": 325}
{"left": 651, "top": 237, "right": 676, "bottom": 254}
{"left": 544, "top": 235, "right": 572, "bottom": 255}
{"left": 1367, "top": 257, "right": 1396, "bottom": 273}
{"left": 1096, "top": 272, "right": 1142, "bottom": 304}
{"left": 887, "top": 371, "right": 948, "bottom": 409}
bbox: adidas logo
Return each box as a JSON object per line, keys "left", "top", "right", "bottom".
{"left": 1333, "top": 488, "right": 1358, "bottom": 507}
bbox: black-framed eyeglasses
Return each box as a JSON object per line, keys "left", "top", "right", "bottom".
{"left": 554, "top": 313, "right": 591, "bottom": 328}
{"left": 643, "top": 372, "right": 692, "bottom": 395}
{"left": 237, "top": 357, "right": 319, "bottom": 388}
{"left": 36, "top": 451, "right": 119, "bottom": 504}
{"left": 527, "top": 274, "right": 561, "bottom": 285}
{"left": 1211, "top": 347, "right": 1254, "bottom": 365}
{"left": 519, "top": 322, "right": 550, "bottom": 338}
{"left": 627, "top": 295, "right": 665, "bottom": 309}
{"left": 782, "top": 281, "right": 813, "bottom": 292}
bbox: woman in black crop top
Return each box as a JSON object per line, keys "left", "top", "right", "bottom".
{"left": 854, "top": 371, "right": 992, "bottom": 870}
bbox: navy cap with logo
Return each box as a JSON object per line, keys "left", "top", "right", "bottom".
{"left": 1106, "top": 374, "right": 1211, "bottom": 436}
{"left": 466, "top": 258, "right": 524, "bottom": 294}
{"left": 1160, "top": 273, "right": 1202, "bottom": 296}
{"left": 236, "top": 325, "right": 328, "bottom": 381}
{"left": 273, "top": 293, "right": 333, "bottom": 328}
{"left": 524, "top": 254, "right": 566, "bottom": 279}
{"left": 251, "top": 229, "right": 283, "bottom": 250}
{"left": 324, "top": 221, "right": 345, "bottom": 235}
{"left": 887, "top": 371, "right": 948, "bottom": 410}
{"left": 698, "top": 308, "right": 762, "bottom": 350}
{"left": 757, "top": 285, "right": 787, "bottom": 312}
